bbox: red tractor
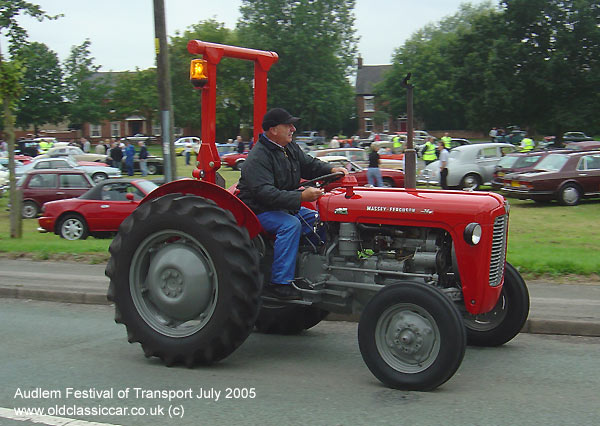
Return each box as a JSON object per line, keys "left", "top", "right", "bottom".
{"left": 106, "top": 41, "right": 529, "bottom": 391}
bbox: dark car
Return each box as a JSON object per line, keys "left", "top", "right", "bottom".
{"left": 491, "top": 150, "right": 557, "bottom": 189}
{"left": 565, "top": 141, "right": 600, "bottom": 151}
{"left": 563, "top": 132, "right": 594, "bottom": 143}
{"left": 122, "top": 154, "right": 164, "bottom": 175}
{"left": 502, "top": 150, "right": 600, "bottom": 205}
{"left": 16, "top": 140, "right": 40, "bottom": 157}
{"left": 38, "top": 179, "right": 158, "bottom": 240}
{"left": 19, "top": 169, "right": 94, "bottom": 218}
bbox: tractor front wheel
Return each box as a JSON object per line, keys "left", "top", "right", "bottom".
{"left": 106, "top": 194, "right": 261, "bottom": 366}
{"left": 358, "top": 283, "right": 466, "bottom": 391}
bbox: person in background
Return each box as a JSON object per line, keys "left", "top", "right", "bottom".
{"left": 81, "top": 137, "right": 90, "bottom": 153}
{"left": 489, "top": 127, "right": 497, "bottom": 142}
{"left": 236, "top": 135, "right": 245, "bottom": 154}
{"left": 422, "top": 137, "right": 438, "bottom": 165}
{"left": 138, "top": 141, "right": 148, "bottom": 176}
{"left": 124, "top": 140, "right": 136, "bottom": 176}
{"left": 96, "top": 140, "right": 107, "bottom": 155}
{"left": 438, "top": 139, "right": 449, "bottom": 190}
{"left": 329, "top": 136, "right": 340, "bottom": 149}
{"left": 367, "top": 143, "right": 384, "bottom": 187}
{"left": 441, "top": 132, "right": 452, "bottom": 149}
{"left": 109, "top": 141, "right": 122, "bottom": 170}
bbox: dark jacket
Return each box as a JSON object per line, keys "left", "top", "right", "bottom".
{"left": 139, "top": 145, "right": 148, "bottom": 160}
{"left": 110, "top": 146, "right": 123, "bottom": 162}
{"left": 237, "top": 133, "right": 333, "bottom": 215}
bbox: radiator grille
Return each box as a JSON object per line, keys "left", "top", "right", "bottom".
{"left": 489, "top": 214, "right": 507, "bottom": 287}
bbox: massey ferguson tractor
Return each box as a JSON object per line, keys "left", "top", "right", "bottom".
{"left": 106, "top": 41, "right": 530, "bottom": 391}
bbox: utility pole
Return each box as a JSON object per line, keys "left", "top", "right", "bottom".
{"left": 402, "top": 73, "right": 416, "bottom": 189}
{"left": 153, "top": 0, "right": 175, "bottom": 181}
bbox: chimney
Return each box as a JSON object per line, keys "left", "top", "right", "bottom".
{"left": 357, "top": 55, "right": 363, "bottom": 69}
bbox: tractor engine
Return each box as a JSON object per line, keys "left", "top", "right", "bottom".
{"left": 297, "top": 222, "right": 461, "bottom": 313}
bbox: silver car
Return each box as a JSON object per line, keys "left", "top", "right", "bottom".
{"left": 16, "top": 156, "right": 122, "bottom": 183}
{"left": 418, "top": 143, "right": 516, "bottom": 190}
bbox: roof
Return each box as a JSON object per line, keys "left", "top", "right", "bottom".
{"left": 355, "top": 65, "right": 392, "bottom": 95}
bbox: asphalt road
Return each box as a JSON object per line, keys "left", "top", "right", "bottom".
{"left": 1, "top": 299, "right": 599, "bottom": 426}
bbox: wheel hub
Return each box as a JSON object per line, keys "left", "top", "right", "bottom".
{"left": 146, "top": 243, "right": 215, "bottom": 321}
{"left": 562, "top": 187, "right": 578, "bottom": 204}
{"left": 383, "top": 310, "right": 436, "bottom": 364}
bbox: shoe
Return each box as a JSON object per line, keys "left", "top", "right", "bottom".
{"left": 264, "top": 284, "right": 302, "bottom": 300}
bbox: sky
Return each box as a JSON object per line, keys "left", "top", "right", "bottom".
{"left": 9, "top": 0, "right": 490, "bottom": 71}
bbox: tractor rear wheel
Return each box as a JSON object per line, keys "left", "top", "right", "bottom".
{"left": 254, "top": 303, "right": 329, "bottom": 334}
{"left": 358, "top": 283, "right": 466, "bottom": 391}
{"left": 106, "top": 194, "right": 261, "bottom": 366}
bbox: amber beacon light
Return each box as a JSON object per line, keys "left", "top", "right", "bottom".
{"left": 190, "top": 59, "right": 208, "bottom": 88}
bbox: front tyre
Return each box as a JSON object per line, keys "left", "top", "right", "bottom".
{"left": 463, "top": 262, "right": 529, "bottom": 346}
{"left": 358, "top": 283, "right": 466, "bottom": 391}
{"left": 106, "top": 194, "right": 261, "bottom": 366}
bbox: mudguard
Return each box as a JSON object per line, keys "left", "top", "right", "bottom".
{"left": 141, "top": 178, "right": 262, "bottom": 238}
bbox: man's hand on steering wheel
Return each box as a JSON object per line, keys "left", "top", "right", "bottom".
{"left": 330, "top": 166, "right": 349, "bottom": 176}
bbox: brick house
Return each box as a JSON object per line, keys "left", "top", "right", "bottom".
{"left": 355, "top": 58, "right": 408, "bottom": 138}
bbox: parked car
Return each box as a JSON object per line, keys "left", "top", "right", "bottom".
{"left": 491, "top": 150, "right": 558, "bottom": 189}
{"left": 15, "top": 156, "right": 122, "bottom": 183}
{"left": 216, "top": 142, "right": 238, "bottom": 157}
{"left": 418, "top": 143, "right": 516, "bottom": 190}
{"left": 35, "top": 146, "right": 107, "bottom": 163}
{"left": 563, "top": 132, "right": 594, "bottom": 143}
{"left": 38, "top": 179, "right": 159, "bottom": 240}
{"left": 126, "top": 153, "right": 164, "bottom": 175}
{"left": 565, "top": 141, "right": 600, "bottom": 151}
{"left": 174, "top": 137, "right": 201, "bottom": 156}
{"left": 311, "top": 147, "right": 404, "bottom": 170}
{"left": 222, "top": 152, "right": 248, "bottom": 171}
{"left": 502, "top": 150, "right": 600, "bottom": 206}
{"left": 295, "top": 131, "right": 325, "bottom": 146}
{"left": 318, "top": 156, "right": 405, "bottom": 188}
{"left": 19, "top": 169, "right": 94, "bottom": 218}
{"left": 0, "top": 164, "right": 8, "bottom": 196}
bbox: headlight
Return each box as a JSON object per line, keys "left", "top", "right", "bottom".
{"left": 464, "top": 223, "right": 482, "bottom": 245}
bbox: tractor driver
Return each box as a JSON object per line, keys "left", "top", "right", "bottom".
{"left": 236, "top": 108, "right": 348, "bottom": 300}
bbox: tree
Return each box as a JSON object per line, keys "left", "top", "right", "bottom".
{"left": 169, "top": 19, "right": 253, "bottom": 141}
{"left": 110, "top": 68, "right": 158, "bottom": 135}
{"left": 237, "top": 0, "right": 358, "bottom": 135}
{"left": 63, "top": 39, "right": 110, "bottom": 130}
{"left": 15, "top": 42, "right": 64, "bottom": 135}
{"left": 0, "top": 0, "right": 59, "bottom": 238}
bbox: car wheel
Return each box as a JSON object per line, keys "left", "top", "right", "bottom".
{"left": 59, "top": 214, "right": 89, "bottom": 240}
{"left": 147, "top": 163, "right": 158, "bottom": 175}
{"left": 460, "top": 174, "right": 481, "bottom": 190}
{"left": 235, "top": 159, "right": 245, "bottom": 171}
{"left": 382, "top": 177, "right": 395, "bottom": 188}
{"left": 92, "top": 172, "right": 108, "bottom": 183}
{"left": 22, "top": 201, "right": 39, "bottom": 219}
{"left": 558, "top": 183, "right": 581, "bottom": 206}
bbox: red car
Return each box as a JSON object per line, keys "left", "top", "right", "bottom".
{"left": 38, "top": 179, "right": 158, "bottom": 240}
{"left": 319, "top": 156, "right": 404, "bottom": 188}
{"left": 20, "top": 169, "right": 94, "bottom": 218}
{"left": 222, "top": 152, "right": 248, "bottom": 170}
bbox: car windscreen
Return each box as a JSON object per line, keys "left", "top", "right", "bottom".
{"left": 136, "top": 180, "right": 159, "bottom": 195}
{"left": 535, "top": 154, "right": 568, "bottom": 172}
{"left": 497, "top": 156, "right": 519, "bottom": 168}
{"left": 513, "top": 155, "right": 542, "bottom": 168}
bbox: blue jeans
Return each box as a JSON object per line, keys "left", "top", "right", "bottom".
{"left": 256, "top": 207, "right": 319, "bottom": 285}
{"left": 139, "top": 159, "right": 148, "bottom": 176}
{"left": 367, "top": 167, "right": 383, "bottom": 187}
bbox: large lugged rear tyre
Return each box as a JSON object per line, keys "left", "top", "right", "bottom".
{"left": 254, "top": 304, "right": 329, "bottom": 335}
{"left": 358, "top": 283, "right": 466, "bottom": 391}
{"left": 463, "top": 262, "right": 530, "bottom": 346}
{"left": 106, "top": 194, "right": 261, "bottom": 366}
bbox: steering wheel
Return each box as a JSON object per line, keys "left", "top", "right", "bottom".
{"left": 295, "top": 171, "right": 345, "bottom": 189}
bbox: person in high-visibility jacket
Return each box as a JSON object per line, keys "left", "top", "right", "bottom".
{"left": 441, "top": 132, "right": 452, "bottom": 149}
{"left": 520, "top": 137, "right": 535, "bottom": 152}
{"left": 422, "top": 137, "right": 438, "bottom": 165}
{"left": 392, "top": 135, "right": 403, "bottom": 152}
